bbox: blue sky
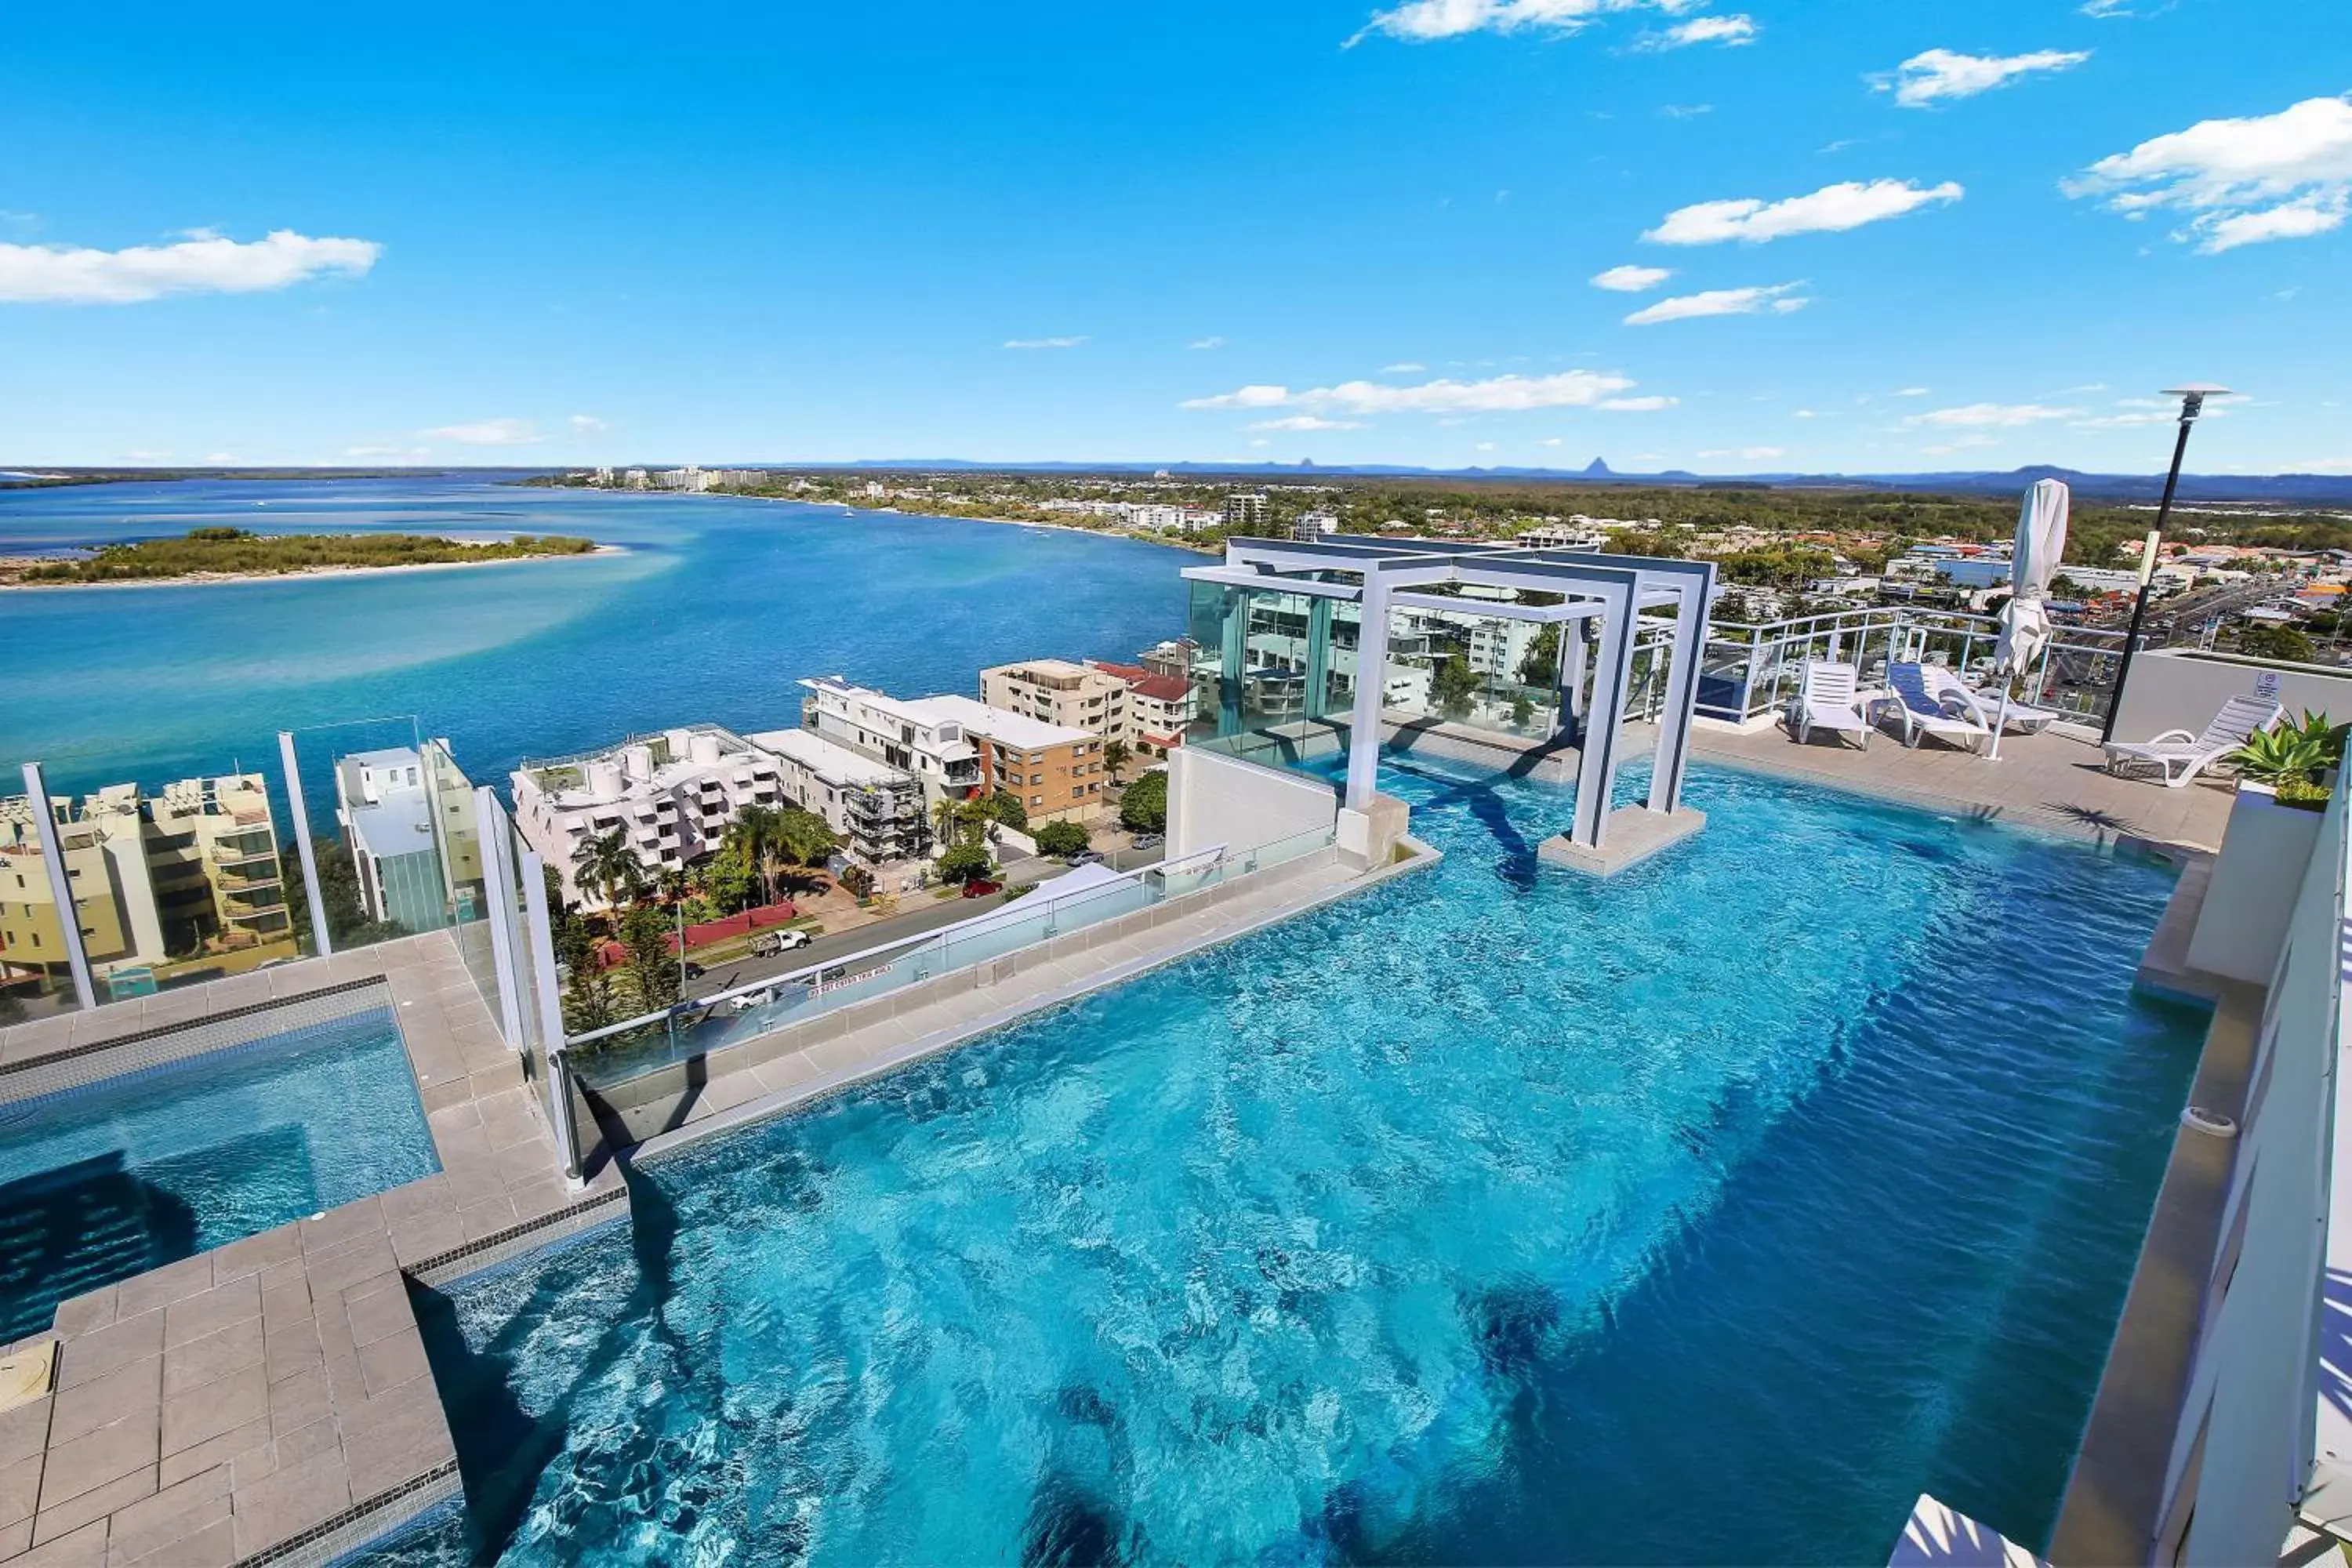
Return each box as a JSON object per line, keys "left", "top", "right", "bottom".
{"left": 2, "top": 0, "right": 2344, "bottom": 474}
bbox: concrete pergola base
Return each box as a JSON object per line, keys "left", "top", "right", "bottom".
{"left": 1537, "top": 805, "right": 1707, "bottom": 877}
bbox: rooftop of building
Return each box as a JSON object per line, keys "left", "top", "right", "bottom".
{"left": 908, "top": 692, "right": 1094, "bottom": 751}
{"left": 746, "top": 726, "right": 916, "bottom": 789}
{"left": 1087, "top": 659, "right": 1192, "bottom": 704}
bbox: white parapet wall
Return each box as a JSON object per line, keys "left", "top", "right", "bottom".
{"left": 2187, "top": 782, "right": 2328, "bottom": 985}
{"left": 2111, "top": 649, "right": 2352, "bottom": 744}
{"left": 1166, "top": 746, "right": 1341, "bottom": 862}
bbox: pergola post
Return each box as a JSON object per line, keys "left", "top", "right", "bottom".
{"left": 1559, "top": 619, "right": 1589, "bottom": 744}
{"left": 1344, "top": 575, "right": 1394, "bottom": 811}
{"left": 1305, "top": 596, "right": 1334, "bottom": 722}
{"left": 1572, "top": 580, "right": 1638, "bottom": 849}
{"left": 1216, "top": 586, "right": 1247, "bottom": 737}
{"left": 1647, "top": 579, "right": 1708, "bottom": 815}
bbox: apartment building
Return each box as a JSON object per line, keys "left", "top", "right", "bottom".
{"left": 1083, "top": 661, "right": 1196, "bottom": 755}
{"left": 512, "top": 724, "right": 784, "bottom": 909}
{"left": 804, "top": 677, "right": 1105, "bottom": 824}
{"left": 335, "top": 742, "right": 480, "bottom": 933}
{"left": 1224, "top": 492, "right": 1269, "bottom": 532}
{"left": 0, "top": 772, "right": 295, "bottom": 1002}
{"left": 747, "top": 727, "right": 930, "bottom": 887}
{"left": 980, "top": 659, "right": 1127, "bottom": 741}
{"left": 800, "top": 676, "right": 982, "bottom": 806}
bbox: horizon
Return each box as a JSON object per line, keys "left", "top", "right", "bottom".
{"left": 1, "top": 1, "right": 2344, "bottom": 474}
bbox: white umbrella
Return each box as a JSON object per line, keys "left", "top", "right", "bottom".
{"left": 1988, "top": 478, "right": 2071, "bottom": 759}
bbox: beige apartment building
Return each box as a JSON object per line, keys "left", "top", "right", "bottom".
{"left": 980, "top": 656, "right": 1198, "bottom": 758}
{"left": 0, "top": 772, "right": 296, "bottom": 1004}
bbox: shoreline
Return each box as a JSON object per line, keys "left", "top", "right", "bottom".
{"left": 623, "top": 486, "right": 1220, "bottom": 556}
{"left": 0, "top": 543, "right": 628, "bottom": 593}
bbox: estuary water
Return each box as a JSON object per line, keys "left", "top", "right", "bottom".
{"left": 0, "top": 475, "right": 1187, "bottom": 796}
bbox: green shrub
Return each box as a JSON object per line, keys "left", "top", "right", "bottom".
{"left": 1119, "top": 770, "right": 1167, "bottom": 833}
{"left": 1034, "top": 819, "right": 1091, "bottom": 858}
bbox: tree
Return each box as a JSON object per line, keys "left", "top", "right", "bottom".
{"left": 979, "top": 790, "right": 1028, "bottom": 830}
{"left": 1510, "top": 691, "right": 1534, "bottom": 729}
{"left": 1035, "top": 818, "right": 1091, "bottom": 858}
{"left": 1103, "top": 739, "right": 1131, "bottom": 782}
{"left": 775, "top": 806, "right": 837, "bottom": 866}
{"left": 1119, "top": 770, "right": 1167, "bottom": 833}
{"left": 937, "top": 838, "right": 993, "bottom": 884}
{"left": 556, "top": 918, "right": 619, "bottom": 1036}
{"left": 1430, "top": 652, "right": 1478, "bottom": 720}
{"left": 619, "top": 905, "right": 680, "bottom": 1013}
{"left": 1518, "top": 625, "right": 1559, "bottom": 689}
{"left": 2239, "top": 624, "right": 2316, "bottom": 664}
{"left": 571, "top": 828, "right": 644, "bottom": 913}
{"left": 724, "top": 804, "right": 785, "bottom": 904}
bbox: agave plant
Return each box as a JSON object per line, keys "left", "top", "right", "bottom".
{"left": 2227, "top": 725, "right": 2331, "bottom": 785}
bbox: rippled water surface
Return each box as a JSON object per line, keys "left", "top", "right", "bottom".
{"left": 374, "top": 757, "right": 2201, "bottom": 1566}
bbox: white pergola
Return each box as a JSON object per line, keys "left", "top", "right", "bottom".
{"left": 1181, "top": 534, "right": 1715, "bottom": 855}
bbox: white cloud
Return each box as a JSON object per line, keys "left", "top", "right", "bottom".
{"left": 1623, "top": 282, "right": 1809, "bottom": 325}
{"left": 1003, "top": 335, "right": 1088, "bottom": 350}
{"left": 1349, "top": 0, "right": 1694, "bottom": 45}
{"left": 1599, "top": 394, "right": 1678, "bottom": 411}
{"left": 1249, "top": 416, "right": 1366, "bottom": 431}
{"left": 421, "top": 418, "right": 546, "bottom": 446}
{"left": 1904, "top": 402, "right": 2085, "bottom": 428}
{"left": 346, "top": 445, "right": 430, "bottom": 459}
{"left": 1591, "top": 263, "right": 1674, "bottom": 292}
{"left": 1660, "top": 103, "right": 1713, "bottom": 118}
{"left": 2067, "top": 94, "right": 2352, "bottom": 253}
{"left": 568, "top": 414, "right": 609, "bottom": 435}
{"left": 1475, "top": 442, "right": 1498, "bottom": 452}
{"left": 0, "top": 228, "right": 380, "bottom": 305}
{"left": 1646, "top": 179, "right": 1963, "bottom": 244}
{"left": 1879, "top": 49, "right": 2089, "bottom": 109}
{"left": 2079, "top": 0, "right": 2135, "bottom": 16}
{"left": 1698, "top": 445, "right": 1788, "bottom": 459}
{"left": 1893, "top": 386, "right": 1932, "bottom": 397}
{"left": 1184, "top": 368, "right": 1639, "bottom": 414}
{"left": 1791, "top": 408, "right": 1820, "bottom": 419}
{"left": 1639, "top": 13, "right": 1756, "bottom": 49}
{"left": 1380, "top": 361, "right": 1428, "bottom": 372}
{"left": 1188, "top": 336, "right": 1227, "bottom": 350}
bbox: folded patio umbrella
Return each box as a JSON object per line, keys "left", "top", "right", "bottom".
{"left": 1989, "top": 478, "right": 2071, "bottom": 758}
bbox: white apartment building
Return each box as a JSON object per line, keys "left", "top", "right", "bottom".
{"left": 800, "top": 676, "right": 983, "bottom": 805}
{"left": 512, "top": 724, "right": 784, "bottom": 909}
{"left": 1224, "top": 492, "right": 1269, "bottom": 531}
{"left": 747, "top": 727, "right": 930, "bottom": 887}
{"left": 1515, "top": 522, "right": 1606, "bottom": 550}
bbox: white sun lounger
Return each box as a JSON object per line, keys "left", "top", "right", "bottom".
{"left": 1785, "top": 660, "right": 1871, "bottom": 750}
{"left": 1875, "top": 663, "right": 1992, "bottom": 753}
{"left": 2102, "top": 694, "right": 2285, "bottom": 788}
{"left": 1920, "top": 666, "right": 2062, "bottom": 735}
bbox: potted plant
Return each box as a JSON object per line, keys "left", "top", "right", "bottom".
{"left": 2225, "top": 710, "right": 2343, "bottom": 811}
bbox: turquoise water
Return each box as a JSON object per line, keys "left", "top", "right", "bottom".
{"left": 0, "top": 476, "right": 1187, "bottom": 796}
{"left": 0, "top": 1008, "right": 440, "bottom": 1339}
{"left": 370, "top": 758, "right": 2202, "bottom": 1566}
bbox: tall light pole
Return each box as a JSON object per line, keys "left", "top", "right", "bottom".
{"left": 2100, "top": 383, "right": 2231, "bottom": 742}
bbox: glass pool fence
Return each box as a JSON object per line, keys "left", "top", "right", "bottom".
{"left": 564, "top": 822, "right": 1340, "bottom": 1092}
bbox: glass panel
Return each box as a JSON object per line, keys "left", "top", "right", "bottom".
{"left": 285, "top": 715, "right": 459, "bottom": 952}
{"left": 3, "top": 748, "right": 302, "bottom": 1017}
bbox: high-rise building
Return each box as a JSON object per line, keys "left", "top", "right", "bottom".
{"left": 335, "top": 742, "right": 480, "bottom": 933}
{"left": 801, "top": 677, "right": 1105, "bottom": 824}
{"left": 746, "top": 728, "right": 930, "bottom": 887}
{"left": 1223, "top": 492, "right": 1269, "bottom": 532}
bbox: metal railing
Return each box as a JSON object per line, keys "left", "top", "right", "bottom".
{"left": 1697, "top": 604, "right": 2130, "bottom": 728}
{"left": 567, "top": 822, "right": 1338, "bottom": 1091}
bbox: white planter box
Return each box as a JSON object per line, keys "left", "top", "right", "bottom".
{"left": 2187, "top": 780, "right": 2328, "bottom": 985}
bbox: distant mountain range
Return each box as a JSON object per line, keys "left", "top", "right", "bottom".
{"left": 807, "top": 456, "right": 2352, "bottom": 506}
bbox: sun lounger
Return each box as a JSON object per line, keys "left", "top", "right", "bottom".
{"left": 1873, "top": 663, "right": 1992, "bottom": 753}
{"left": 1921, "top": 666, "right": 2062, "bottom": 735}
{"left": 1784, "top": 660, "right": 1871, "bottom": 750}
{"left": 2101, "top": 694, "right": 2284, "bottom": 787}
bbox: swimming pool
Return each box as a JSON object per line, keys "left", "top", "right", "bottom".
{"left": 0, "top": 1007, "right": 441, "bottom": 1341}
{"left": 371, "top": 757, "right": 2205, "bottom": 1565}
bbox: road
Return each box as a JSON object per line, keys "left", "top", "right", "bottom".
{"left": 680, "top": 887, "right": 1017, "bottom": 1002}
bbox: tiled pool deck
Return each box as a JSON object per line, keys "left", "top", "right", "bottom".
{"left": 0, "top": 942, "right": 624, "bottom": 1566}
{"left": 1692, "top": 722, "right": 2238, "bottom": 853}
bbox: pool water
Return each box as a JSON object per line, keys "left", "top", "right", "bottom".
{"left": 0, "top": 1008, "right": 440, "bottom": 1340}
{"left": 373, "top": 759, "right": 2205, "bottom": 1566}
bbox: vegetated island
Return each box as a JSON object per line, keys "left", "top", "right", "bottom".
{"left": 1, "top": 527, "right": 603, "bottom": 587}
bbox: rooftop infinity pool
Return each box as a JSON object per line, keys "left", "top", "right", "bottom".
{"left": 374, "top": 757, "right": 2205, "bottom": 1565}
{"left": 0, "top": 1006, "right": 441, "bottom": 1341}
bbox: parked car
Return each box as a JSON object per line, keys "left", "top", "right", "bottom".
{"left": 681, "top": 960, "right": 706, "bottom": 980}
{"left": 750, "top": 928, "right": 814, "bottom": 957}
{"left": 727, "top": 987, "right": 774, "bottom": 1012}
{"left": 1070, "top": 850, "right": 1105, "bottom": 866}
{"left": 963, "top": 878, "right": 1003, "bottom": 898}
{"left": 1129, "top": 833, "right": 1163, "bottom": 851}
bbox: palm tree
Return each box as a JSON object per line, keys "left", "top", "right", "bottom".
{"left": 572, "top": 829, "right": 644, "bottom": 914}
{"left": 757, "top": 843, "right": 789, "bottom": 911}
{"left": 1103, "top": 739, "right": 1131, "bottom": 783}
{"left": 726, "top": 804, "right": 784, "bottom": 904}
